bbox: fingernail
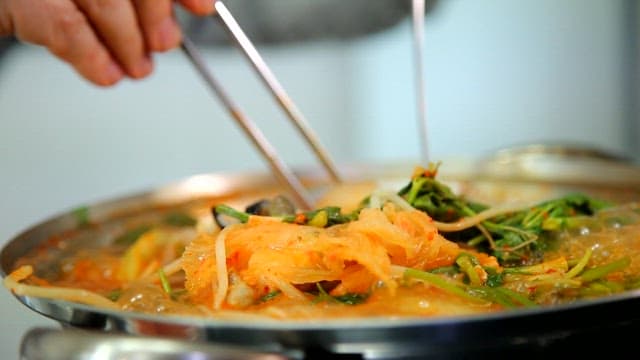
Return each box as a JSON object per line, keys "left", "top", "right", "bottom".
{"left": 155, "top": 17, "right": 181, "bottom": 50}
{"left": 104, "top": 61, "right": 124, "bottom": 84}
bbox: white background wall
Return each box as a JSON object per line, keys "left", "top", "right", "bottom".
{"left": 348, "top": 0, "right": 630, "bottom": 163}
{"left": 0, "top": 0, "right": 633, "bottom": 356}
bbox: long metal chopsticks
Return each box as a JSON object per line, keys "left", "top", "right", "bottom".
{"left": 181, "top": 38, "right": 314, "bottom": 209}
{"left": 212, "top": 2, "right": 342, "bottom": 184}
{"left": 412, "top": 0, "right": 429, "bottom": 164}
{"left": 180, "top": 1, "right": 342, "bottom": 210}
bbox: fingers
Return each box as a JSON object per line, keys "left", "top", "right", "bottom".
{"left": 178, "top": 0, "right": 215, "bottom": 16}
{"left": 133, "top": 0, "right": 216, "bottom": 52}
{"left": 6, "top": 0, "right": 125, "bottom": 86}
{"left": 0, "top": 0, "right": 14, "bottom": 36}
{"left": 133, "top": 0, "right": 181, "bottom": 52}
{"left": 74, "top": 0, "right": 152, "bottom": 79}
{"left": 1, "top": 0, "right": 215, "bottom": 87}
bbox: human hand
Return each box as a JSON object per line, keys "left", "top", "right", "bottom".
{"left": 0, "top": 0, "right": 214, "bottom": 86}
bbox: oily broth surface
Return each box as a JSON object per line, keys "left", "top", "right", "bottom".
{"left": 546, "top": 204, "right": 640, "bottom": 275}
{"left": 7, "top": 177, "right": 640, "bottom": 320}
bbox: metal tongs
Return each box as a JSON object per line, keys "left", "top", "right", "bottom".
{"left": 180, "top": 1, "right": 341, "bottom": 210}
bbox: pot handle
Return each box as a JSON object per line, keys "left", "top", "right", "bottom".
{"left": 20, "top": 327, "right": 294, "bottom": 360}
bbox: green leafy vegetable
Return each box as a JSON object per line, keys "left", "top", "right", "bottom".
{"left": 485, "top": 267, "right": 505, "bottom": 287}
{"left": 398, "top": 163, "right": 484, "bottom": 223}
{"left": 73, "top": 206, "right": 90, "bottom": 228}
{"left": 260, "top": 291, "right": 281, "bottom": 302}
{"left": 106, "top": 289, "right": 122, "bottom": 301}
{"left": 332, "top": 293, "right": 369, "bottom": 305}
{"left": 399, "top": 165, "right": 612, "bottom": 264}
{"left": 313, "top": 283, "right": 368, "bottom": 305}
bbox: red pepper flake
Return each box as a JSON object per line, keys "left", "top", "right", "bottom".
{"left": 423, "top": 168, "right": 438, "bottom": 178}
{"left": 227, "top": 252, "right": 239, "bottom": 268}
{"left": 294, "top": 213, "right": 307, "bottom": 224}
{"left": 607, "top": 273, "right": 624, "bottom": 282}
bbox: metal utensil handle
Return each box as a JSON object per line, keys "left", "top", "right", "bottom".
{"left": 412, "top": 0, "right": 429, "bottom": 163}
{"left": 181, "top": 37, "right": 314, "bottom": 209}
{"left": 212, "top": 1, "right": 342, "bottom": 183}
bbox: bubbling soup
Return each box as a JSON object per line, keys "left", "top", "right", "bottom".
{"left": 5, "top": 165, "right": 640, "bottom": 321}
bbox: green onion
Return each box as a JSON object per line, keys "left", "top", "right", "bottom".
{"left": 158, "top": 269, "right": 172, "bottom": 295}
{"left": 503, "top": 257, "right": 568, "bottom": 275}
{"left": 429, "top": 266, "right": 459, "bottom": 276}
{"left": 284, "top": 207, "right": 358, "bottom": 227}
{"left": 403, "top": 267, "right": 487, "bottom": 304}
{"left": 580, "top": 282, "right": 616, "bottom": 297}
{"left": 579, "top": 257, "right": 631, "bottom": 282}
{"left": 455, "top": 253, "right": 482, "bottom": 286}
{"left": 565, "top": 248, "right": 593, "bottom": 278}
{"left": 494, "top": 287, "right": 537, "bottom": 307}
{"left": 214, "top": 204, "right": 250, "bottom": 223}
{"left": 468, "top": 287, "right": 515, "bottom": 308}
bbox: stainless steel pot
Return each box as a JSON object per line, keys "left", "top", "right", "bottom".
{"left": 4, "top": 148, "right": 640, "bottom": 359}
